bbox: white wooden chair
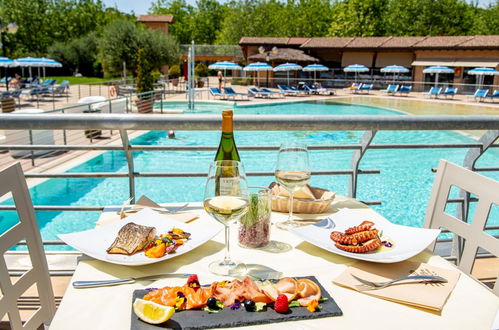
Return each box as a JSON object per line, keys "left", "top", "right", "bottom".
{"left": 424, "top": 160, "right": 499, "bottom": 296}
{"left": 0, "top": 163, "right": 56, "bottom": 329}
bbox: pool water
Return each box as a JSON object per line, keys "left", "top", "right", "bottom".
{"left": 1, "top": 100, "right": 498, "bottom": 250}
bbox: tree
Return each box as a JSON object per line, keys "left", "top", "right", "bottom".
{"left": 150, "top": 0, "right": 194, "bottom": 44}
{"left": 135, "top": 48, "right": 154, "bottom": 94}
{"left": 328, "top": 0, "right": 388, "bottom": 37}
{"left": 99, "top": 19, "right": 179, "bottom": 77}
{"left": 189, "top": 0, "right": 227, "bottom": 44}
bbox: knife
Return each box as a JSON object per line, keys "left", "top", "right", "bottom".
{"left": 73, "top": 273, "right": 192, "bottom": 288}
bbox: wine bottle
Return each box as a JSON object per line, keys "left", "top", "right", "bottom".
{"left": 214, "top": 110, "right": 240, "bottom": 161}
{"left": 214, "top": 110, "right": 241, "bottom": 195}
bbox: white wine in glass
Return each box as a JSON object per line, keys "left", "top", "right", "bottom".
{"left": 203, "top": 160, "right": 249, "bottom": 275}
{"left": 274, "top": 142, "right": 311, "bottom": 230}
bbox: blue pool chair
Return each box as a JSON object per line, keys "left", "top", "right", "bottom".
{"left": 224, "top": 87, "right": 249, "bottom": 100}
{"left": 277, "top": 84, "right": 299, "bottom": 96}
{"left": 209, "top": 87, "right": 228, "bottom": 100}
{"left": 425, "top": 87, "right": 442, "bottom": 98}
{"left": 397, "top": 85, "right": 412, "bottom": 96}
{"left": 260, "top": 88, "right": 284, "bottom": 98}
{"left": 381, "top": 84, "right": 399, "bottom": 95}
{"left": 248, "top": 87, "right": 271, "bottom": 98}
{"left": 473, "top": 89, "right": 488, "bottom": 102}
{"left": 441, "top": 87, "right": 458, "bottom": 99}
{"left": 357, "top": 83, "right": 373, "bottom": 94}
{"left": 485, "top": 90, "right": 499, "bottom": 102}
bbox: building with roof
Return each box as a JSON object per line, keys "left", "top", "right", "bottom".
{"left": 137, "top": 15, "right": 175, "bottom": 36}
{"left": 240, "top": 35, "right": 499, "bottom": 90}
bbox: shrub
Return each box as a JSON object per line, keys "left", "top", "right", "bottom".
{"left": 169, "top": 65, "right": 181, "bottom": 79}
{"left": 195, "top": 63, "right": 209, "bottom": 78}
{"left": 135, "top": 48, "right": 154, "bottom": 95}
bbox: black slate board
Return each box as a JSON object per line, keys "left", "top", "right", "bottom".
{"left": 131, "top": 276, "right": 342, "bottom": 330}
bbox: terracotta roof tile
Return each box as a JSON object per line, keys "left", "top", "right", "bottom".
{"left": 287, "top": 37, "right": 310, "bottom": 45}
{"left": 137, "top": 15, "right": 174, "bottom": 23}
{"left": 239, "top": 37, "right": 290, "bottom": 45}
{"left": 414, "top": 36, "right": 474, "bottom": 48}
{"left": 379, "top": 36, "right": 427, "bottom": 48}
{"left": 458, "top": 35, "right": 499, "bottom": 48}
{"left": 346, "top": 37, "right": 392, "bottom": 48}
{"left": 300, "top": 37, "right": 354, "bottom": 48}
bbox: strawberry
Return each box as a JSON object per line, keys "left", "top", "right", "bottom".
{"left": 186, "top": 274, "right": 200, "bottom": 288}
{"left": 274, "top": 294, "right": 289, "bottom": 313}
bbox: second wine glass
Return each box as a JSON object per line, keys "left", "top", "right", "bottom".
{"left": 203, "top": 160, "right": 249, "bottom": 275}
{"left": 274, "top": 142, "right": 311, "bottom": 230}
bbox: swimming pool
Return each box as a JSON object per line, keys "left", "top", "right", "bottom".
{"left": 1, "top": 100, "right": 498, "bottom": 250}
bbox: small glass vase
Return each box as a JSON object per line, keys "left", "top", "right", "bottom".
{"left": 238, "top": 186, "right": 271, "bottom": 249}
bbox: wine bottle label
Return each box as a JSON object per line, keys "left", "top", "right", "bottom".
{"left": 218, "top": 176, "right": 240, "bottom": 195}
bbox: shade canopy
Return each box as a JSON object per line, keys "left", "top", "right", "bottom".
{"left": 422, "top": 66, "right": 454, "bottom": 74}
{"left": 0, "top": 57, "right": 16, "bottom": 67}
{"left": 208, "top": 61, "right": 242, "bottom": 71}
{"left": 15, "top": 57, "right": 62, "bottom": 68}
{"left": 423, "top": 66, "right": 454, "bottom": 87}
{"left": 467, "top": 67, "right": 499, "bottom": 76}
{"left": 380, "top": 65, "right": 409, "bottom": 73}
{"left": 273, "top": 63, "right": 303, "bottom": 72}
{"left": 343, "top": 64, "right": 369, "bottom": 72}
{"left": 273, "top": 63, "right": 303, "bottom": 85}
{"left": 303, "top": 64, "right": 329, "bottom": 72}
{"left": 243, "top": 62, "right": 273, "bottom": 71}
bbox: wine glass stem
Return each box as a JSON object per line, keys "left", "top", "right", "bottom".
{"left": 223, "top": 224, "right": 231, "bottom": 264}
{"left": 288, "top": 189, "right": 294, "bottom": 222}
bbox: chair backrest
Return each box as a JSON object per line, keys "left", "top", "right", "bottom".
{"left": 474, "top": 89, "right": 488, "bottom": 97}
{"left": 209, "top": 87, "right": 221, "bottom": 94}
{"left": 446, "top": 87, "right": 457, "bottom": 94}
{"left": 277, "top": 85, "right": 288, "bottom": 90}
{"left": 423, "top": 160, "right": 499, "bottom": 296}
{"left": 224, "top": 87, "right": 235, "bottom": 94}
{"left": 428, "top": 87, "right": 441, "bottom": 94}
{"left": 387, "top": 85, "right": 398, "bottom": 92}
{"left": 399, "top": 85, "right": 411, "bottom": 92}
{"left": 0, "top": 163, "right": 56, "bottom": 329}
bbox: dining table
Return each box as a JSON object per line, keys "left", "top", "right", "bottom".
{"left": 49, "top": 196, "right": 499, "bottom": 330}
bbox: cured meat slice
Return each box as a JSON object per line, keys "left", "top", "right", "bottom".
{"left": 296, "top": 278, "right": 321, "bottom": 306}
{"left": 274, "top": 277, "right": 298, "bottom": 301}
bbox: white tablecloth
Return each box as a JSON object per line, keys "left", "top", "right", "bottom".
{"left": 50, "top": 198, "right": 499, "bottom": 330}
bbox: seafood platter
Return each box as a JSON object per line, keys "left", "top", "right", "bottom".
{"left": 290, "top": 208, "right": 440, "bottom": 263}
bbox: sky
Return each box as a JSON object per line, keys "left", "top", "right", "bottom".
{"left": 103, "top": 0, "right": 493, "bottom": 15}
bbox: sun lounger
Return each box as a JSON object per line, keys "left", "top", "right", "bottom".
{"left": 260, "top": 88, "right": 284, "bottom": 98}
{"left": 485, "top": 90, "right": 499, "bottom": 102}
{"left": 440, "top": 87, "right": 457, "bottom": 99}
{"left": 381, "top": 84, "right": 399, "bottom": 95}
{"left": 346, "top": 83, "right": 361, "bottom": 92}
{"left": 248, "top": 87, "right": 271, "bottom": 98}
{"left": 288, "top": 85, "right": 308, "bottom": 96}
{"left": 472, "top": 89, "right": 488, "bottom": 102}
{"left": 397, "top": 85, "right": 412, "bottom": 96}
{"left": 356, "top": 83, "right": 373, "bottom": 94}
{"left": 224, "top": 87, "right": 249, "bottom": 100}
{"left": 424, "top": 87, "right": 442, "bottom": 98}
{"left": 277, "top": 85, "right": 299, "bottom": 96}
{"left": 303, "top": 84, "right": 335, "bottom": 95}
{"left": 209, "top": 87, "right": 228, "bottom": 100}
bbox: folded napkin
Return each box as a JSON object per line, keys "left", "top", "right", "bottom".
{"left": 95, "top": 195, "right": 198, "bottom": 227}
{"left": 333, "top": 260, "right": 460, "bottom": 312}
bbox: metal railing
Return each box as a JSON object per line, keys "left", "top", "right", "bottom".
{"left": 0, "top": 114, "right": 498, "bottom": 261}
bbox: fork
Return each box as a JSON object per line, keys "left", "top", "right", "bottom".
{"left": 351, "top": 274, "right": 448, "bottom": 289}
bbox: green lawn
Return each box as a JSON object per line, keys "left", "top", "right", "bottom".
{"left": 45, "top": 76, "right": 119, "bottom": 85}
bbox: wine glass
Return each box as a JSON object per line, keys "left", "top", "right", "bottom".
{"left": 203, "top": 160, "right": 249, "bottom": 276}
{"left": 274, "top": 142, "right": 311, "bottom": 230}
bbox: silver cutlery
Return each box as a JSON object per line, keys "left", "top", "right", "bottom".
{"left": 73, "top": 273, "right": 192, "bottom": 288}
{"left": 351, "top": 274, "right": 448, "bottom": 289}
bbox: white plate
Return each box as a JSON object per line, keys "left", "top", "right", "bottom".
{"left": 289, "top": 208, "right": 440, "bottom": 263}
{"left": 58, "top": 208, "right": 222, "bottom": 266}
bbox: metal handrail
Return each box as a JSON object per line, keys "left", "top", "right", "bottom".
{"left": 0, "top": 114, "right": 498, "bottom": 253}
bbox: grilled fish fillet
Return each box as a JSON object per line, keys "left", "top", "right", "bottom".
{"left": 106, "top": 222, "right": 156, "bottom": 255}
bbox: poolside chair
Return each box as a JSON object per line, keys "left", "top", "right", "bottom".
{"left": 485, "top": 90, "right": 499, "bottom": 102}
{"left": 424, "top": 160, "right": 499, "bottom": 296}
{"left": 472, "top": 89, "right": 488, "bottom": 102}
{"left": 277, "top": 84, "right": 300, "bottom": 96}
{"left": 288, "top": 85, "right": 308, "bottom": 96}
{"left": 260, "top": 88, "right": 284, "bottom": 98}
{"left": 440, "top": 87, "right": 458, "bottom": 99}
{"left": 209, "top": 87, "right": 228, "bottom": 100}
{"left": 397, "top": 85, "right": 412, "bottom": 96}
{"left": 0, "top": 163, "right": 56, "bottom": 329}
{"left": 356, "top": 83, "right": 373, "bottom": 94}
{"left": 381, "top": 84, "right": 399, "bottom": 95}
{"left": 424, "top": 87, "right": 442, "bottom": 99}
{"left": 224, "top": 87, "right": 249, "bottom": 100}
{"left": 303, "top": 83, "right": 335, "bottom": 96}
{"left": 247, "top": 87, "right": 271, "bottom": 98}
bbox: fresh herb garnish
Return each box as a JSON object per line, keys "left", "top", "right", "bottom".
{"left": 254, "top": 302, "right": 267, "bottom": 312}
{"left": 289, "top": 301, "right": 301, "bottom": 308}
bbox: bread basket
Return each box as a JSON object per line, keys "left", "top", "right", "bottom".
{"left": 269, "top": 182, "right": 335, "bottom": 214}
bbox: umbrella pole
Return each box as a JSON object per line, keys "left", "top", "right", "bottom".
{"left": 287, "top": 71, "right": 289, "bottom": 86}
{"left": 435, "top": 73, "right": 438, "bottom": 88}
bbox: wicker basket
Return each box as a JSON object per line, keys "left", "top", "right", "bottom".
{"left": 269, "top": 182, "right": 335, "bottom": 214}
